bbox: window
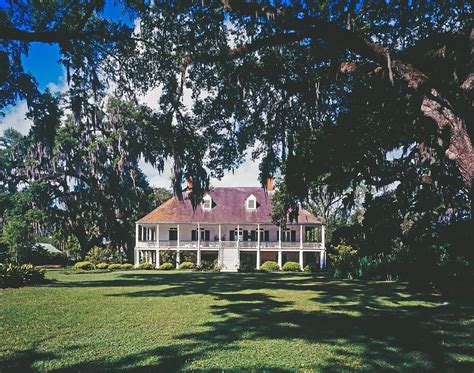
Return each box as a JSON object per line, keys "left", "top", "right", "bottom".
{"left": 169, "top": 228, "right": 177, "bottom": 241}
{"left": 202, "top": 195, "right": 212, "bottom": 210}
{"left": 246, "top": 194, "right": 257, "bottom": 210}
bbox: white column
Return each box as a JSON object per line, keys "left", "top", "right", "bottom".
{"left": 320, "top": 250, "right": 324, "bottom": 270}
{"left": 299, "top": 250, "right": 304, "bottom": 270}
{"left": 256, "top": 223, "right": 261, "bottom": 270}
{"left": 156, "top": 250, "right": 160, "bottom": 269}
{"left": 278, "top": 226, "right": 282, "bottom": 249}
{"left": 218, "top": 224, "right": 222, "bottom": 243}
{"left": 237, "top": 225, "right": 240, "bottom": 242}
{"left": 156, "top": 224, "right": 159, "bottom": 247}
{"left": 134, "top": 250, "right": 139, "bottom": 267}
{"left": 135, "top": 223, "right": 139, "bottom": 247}
{"left": 177, "top": 224, "right": 180, "bottom": 248}
{"left": 322, "top": 224, "right": 326, "bottom": 249}
{"left": 322, "top": 224, "right": 326, "bottom": 269}
{"left": 300, "top": 225, "right": 303, "bottom": 249}
{"left": 277, "top": 250, "right": 282, "bottom": 269}
{"left": 176, "top": 250, "right": 180, "bottom": 269}
{"left": 197, "top": 222, "right": 201, "bottom": 266}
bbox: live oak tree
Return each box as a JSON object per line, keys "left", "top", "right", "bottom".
{"left": 1, "top": 1, "right": 472, "bottom": 265}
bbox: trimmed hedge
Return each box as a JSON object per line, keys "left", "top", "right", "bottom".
{"left": 108, "top": 263, "right": 122, "bottom": 270}
{"left": 178, "top": 261, "right": 195, "bottom": 270}
{"left": 0, "top": 263, "right": 45, "bottom": 288}
{"left": 159, "top": 262, "right": 174, "bottom": 270}
{"left": 96, "top": 263, "right": 109, "bottom": 269}
{"left": 121, "top": 263, "right": 133, "bottom": 270}
{"left": 260, "top": 261, "right": 280, "bottom": 272}
{"left": 139, "top": 262, "right": 154, "bottom": 270}
{"left": 73, "top": 261, "right": 94, "bottom": 270}
{"left": 282, "top": 261, "right": 301, "bottom": 272}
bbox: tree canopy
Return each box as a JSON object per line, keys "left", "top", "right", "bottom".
{"left": 0, "top": 1, "right": 472, "bottom": 272}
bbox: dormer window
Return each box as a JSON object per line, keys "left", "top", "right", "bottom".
{"left": 246, "top": 194, "right": 257, "bottom": 210}
{"left": 202, "top": 194, "right": 212, "bottom": 210}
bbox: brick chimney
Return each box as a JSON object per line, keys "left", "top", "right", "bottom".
{"left": 266, "top": 176, "right": 274, "bottom": 191}
{"left": 186, "top": 176, "right": 193, "bottom": 190}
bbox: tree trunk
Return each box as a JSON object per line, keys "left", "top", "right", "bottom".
{"left": 421, "top": 89, "right": 474, "bottom": 191}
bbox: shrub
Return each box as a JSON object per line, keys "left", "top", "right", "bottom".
{"left": 96, "top": 263, "right": 109, "bottom": 269}
{"left": 178, "top": 261, "right": 195, "bottom": 270}
{"left": 0, "top": 263, "right": 45, "bottom": 288}
{"left": 108, "top": 263, "right": 122, "bottom": 270}
{"left": 139, "top": 262, "right": 154, "bottom": 270}
{"left": 85, "top": 245, "right": 122, "bottom": 264}
{"left": 282, "top": 261, "right": 301, "bottom": 272}
{"left": 329, "top": 244, "right": 358, "bottom": 279}
{"left": 260, "top": 261, "right": 280, "bottom": 272}
{"left": 121, "top": 263, "right": 133, "bottom": 270}
{"left": 159, "top": 262, "right": 174, "bottom": 270}
{"left": 198, "top": 260, "right": 213, "bottom": 270}
{"left": 304, "top": 263, "right": 318, "bottom": 273}
{"left": 73, "top": 261, "right": 94, "bottom": 270}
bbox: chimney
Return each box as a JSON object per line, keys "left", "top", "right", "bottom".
{"left": 186, "top": 176, "right": 193, "bottom": 190}
{"left": 266, "top": 176, "right": 274, "bottom": 191}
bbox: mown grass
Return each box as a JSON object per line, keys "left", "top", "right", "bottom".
{"left": 0, "top": 270, "right": 473, "bottom": 371}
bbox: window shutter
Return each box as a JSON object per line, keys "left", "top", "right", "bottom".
{"left": 192, "top": 230, "right": 197, "bottom": 241}
{"left": 264, "top": 231, "right": 269, "bottom": 242}
{"left": 230, "top": 230, "right": 235, "bottom": 241}
{"left": 291, "top": 230, "right": 296, "bottom": 242}
{"left": 205, "top": 230, "right": 210, "bottom": 241}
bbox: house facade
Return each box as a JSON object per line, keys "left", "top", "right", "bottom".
{"left": 135, "top": 186, "right": 325, "bottom": 272}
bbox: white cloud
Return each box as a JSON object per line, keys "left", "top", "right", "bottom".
{"left": 139, "top": 152, "right": 261, "bottom": 190}
{"left": 0, "top": 101, "right": 31, "bottom": 136}
{"left": 1, "top": 71, "right": 69, "bottom": 136}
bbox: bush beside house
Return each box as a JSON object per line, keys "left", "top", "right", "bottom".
{"left": 178, "top": 261, "right": 195, "bottom": 270}
{"left": 159, "top": 263, "right": 174, "bottom": 270}
{"left": 0, "top": 263, "right": 45, "bottom": 288}
{"left": 282, "top": 261, "right": 301, "bottom": 272}
{"left": 260, "top": 261, "right": 280, "bottom": 272}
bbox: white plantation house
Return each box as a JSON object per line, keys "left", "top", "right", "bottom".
{"left": 135, "top": 183, "right": 326, "bottom": 272}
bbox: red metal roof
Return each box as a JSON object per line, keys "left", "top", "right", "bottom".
{"left": 137, "top": 187, "right": 321, "bottom": 225}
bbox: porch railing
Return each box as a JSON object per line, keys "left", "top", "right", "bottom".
{"left": 137, "top": 240, "right": 322, "bottom": 250}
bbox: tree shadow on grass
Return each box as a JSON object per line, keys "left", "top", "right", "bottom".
{"left": 6, "top": 272, "right": 474, "bottom": 371}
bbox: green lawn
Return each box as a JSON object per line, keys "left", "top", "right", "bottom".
{"left": 1, "top": 270, "right": 473, "bottom": 372}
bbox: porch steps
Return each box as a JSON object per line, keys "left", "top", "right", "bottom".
{"left": 219, "top": 247, "right": 240, "bottom": 272}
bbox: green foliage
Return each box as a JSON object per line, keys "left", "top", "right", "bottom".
{"left": 108, "top": 264, "right": 122, "bottom": 270}
{"left": 0, "top": 263, "right": 45, "bottom": 288}
{"left": 260, "top": 261, "right": 280, "bottom": 272}
{"left": 180, "top": 251, "right": 196, "bottom": 263}
{"left": 197, "top": 260, "right": 213, "bottom": 271}
{"left": 73, "top": 261, "right": 95, "bottom": 271}
{"left": 121, "top": 263, "right": 133, "bottom": 270}
{"left": 282, "top": 261, "right": 301, "bottom": 272}
{"left": 303, "top": 264, "right": 317, "bottom": 273}
{"left": 178, "top": 261, "right": 195, "bottom": 270}
{"left": 160, "top": 250, "right": 176, "bottom": 265}
{"left": 139, "top": 262, "right": 154, "bottom": 270}
{"left": 239, "top": 254, "right": 256, "bottom": 272}
{"left": 85, "top": 246, "right": 121, "bottom": 264}
{"left": 30, "top": 245, "right": 67, "bottom": 266}
{"left": 159, "top": 262, "right": 174, "bottom": 270}
{"left": 96, "top": 263, "right": 109, "bottom": 270}
{"left": 330, "top": 245, "right": 359, "bottom": 279}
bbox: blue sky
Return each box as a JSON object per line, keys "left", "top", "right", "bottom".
{"left": 1, "top": 0, "right": 260, "bottom": 189}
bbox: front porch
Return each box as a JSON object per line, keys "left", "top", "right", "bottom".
{"left": 135, "top": 222, "right": 326, "bottom": 271}
{"left": 135, "top": 247, "right": 326, "bottom": 271}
